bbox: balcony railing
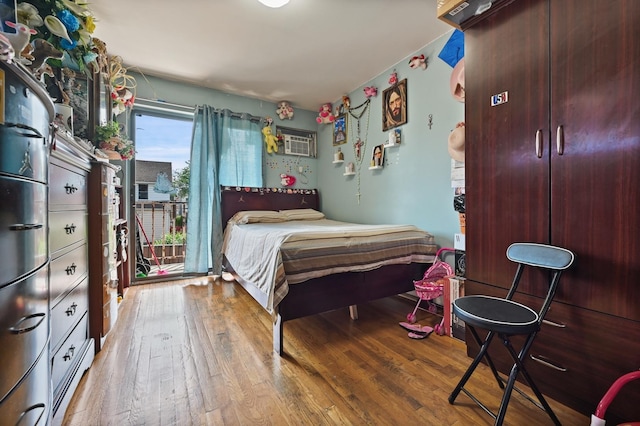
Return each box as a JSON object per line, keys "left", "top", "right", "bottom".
{"left": 135, "top": 201, "right": 187, "bottom": 275}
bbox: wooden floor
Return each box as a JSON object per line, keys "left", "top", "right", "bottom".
{"left": 64, "top": 278, "right": 589, "bottom": 425}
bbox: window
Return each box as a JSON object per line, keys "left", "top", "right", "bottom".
{"left": 138, "top": 184, "right": 149, "bottom": 200}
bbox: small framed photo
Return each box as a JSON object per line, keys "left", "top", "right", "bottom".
{"left": 382, "top": 79, "right": 408, "bottom": 131}
{"left": 333, "top": 113, "right": 348, "bottom": 146}
{"left": 371, "top": 144, "right": 385, "bottom": 167}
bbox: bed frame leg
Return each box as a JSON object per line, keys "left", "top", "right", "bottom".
{"left": 349, "top": 305, "right": 359, "bottom": 320}
{"left": 274, "top": 313, "right": 284, "bottom": 355}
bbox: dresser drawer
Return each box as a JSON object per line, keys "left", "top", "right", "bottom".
{"left": 0, "top": 124, "right": 48, "bottom": 183}
{"left": 49, "top": 210, "right": 87, "bottom": 252}
{"left": 51, "top": 313, "right": 89, "bottom": 393}
{"left": 50, "top": 278, "right": 88, "bottom": 353}
{"left": 529, "top": 307, "right": 640, "bottom": 422}
{"left": 0, "top": 176, "right": 47, "bottom": 286}
{"left": 50, "top": 243, "right": 88, "bottom": 305}
{"left": 0, "top": 347, "right": 49, "bottom": 424}
{"left": 49, "top": 163, "right": 87, "bottom": 207}
{"left": 0, "top": 265, "right": 49, "bottom": 402}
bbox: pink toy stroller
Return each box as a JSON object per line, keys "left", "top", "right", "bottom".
{"left": 400, "top": 248, "right": 454, "bottom": 337}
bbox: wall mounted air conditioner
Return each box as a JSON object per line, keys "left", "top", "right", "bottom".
{"left": 437, "top": 0, "right": 511, "bottom": 30}
{"left": 277, "top": 126, "right": 317, "bottom": 157}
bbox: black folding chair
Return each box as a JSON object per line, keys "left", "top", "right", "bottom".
{"left": 448, "top": 243, "right": 575, "bottom": 425}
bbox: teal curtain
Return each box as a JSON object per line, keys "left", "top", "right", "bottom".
{"left": 185, "top": 106, "right": 263, "bottom": 274}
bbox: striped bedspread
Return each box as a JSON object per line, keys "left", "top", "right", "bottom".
{"left": 222, "top": 219, "right": 437, "bottom": 313}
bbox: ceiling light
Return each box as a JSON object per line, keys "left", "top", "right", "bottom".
{"left": 258, "top": 0, "right": 289, "bottom": 8}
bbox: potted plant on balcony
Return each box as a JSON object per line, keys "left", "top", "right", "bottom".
{"left": 95, "top": 121, "right": 134, "bottom": 160}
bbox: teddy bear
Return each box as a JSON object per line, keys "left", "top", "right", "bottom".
{"left": 262, "top": 125, "right": 279, "bottom": 154}
{"left": 316, "top": 103, "right": 335, "bottom": 124}
{"left": 276, "top": 101, "right": 294, "bottom": 120}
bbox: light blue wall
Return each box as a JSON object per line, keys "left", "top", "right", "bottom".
{"left": 317, "top": 30, "right": 463, "bottom": 248}
{"left": 129, "top": 28, "right": 462, "bottom": 248}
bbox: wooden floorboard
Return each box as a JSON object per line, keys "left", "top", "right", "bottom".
{"left": 64, "top": 277, "right": 590, "bottom": 425}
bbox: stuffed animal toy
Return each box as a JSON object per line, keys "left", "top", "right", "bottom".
{"left": 276, "top": 101, "right": 294, "bottom": 120}
{"left": 1, "top": 21, "right": 37, "bottom": 62}
{"left": 30, "top": 39, "right": 63, "bottom": 74}
{"left": 262, "top": 125, "right": 279, "bottom": 154}
{"left": 388, "top": 71, "right": 398, "bottom": 86}
{"left": 364, "top": 86, "right": 378, "bottom": 98}
{"left": 0, "top": 33, "right": 14, "bottom": 62}
{"left": 409, "top": 54, "right": 428, "bottom": 70}
{"left": 280, "top": 173, "right": 296, "bottom": 187}
{"left": 316, "top": 103, "right": 335, "bottom": 124}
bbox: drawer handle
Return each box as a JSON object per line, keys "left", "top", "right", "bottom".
{"left": 10, "top": 223, "right": 44, "bottom": 231}
{"left": 65, "top": 303, "right": 78, "bottom": 316}
{"left": 530, "top": 354, "right": 567, "bottom": 372}
{"left": 4, "top": 122, "right": 45, "bottom": 139}
{"left": 542, "top": 319, "right": 566, "bottom": 328}
{"left": 9, "top": 312, "right": 46, "bottom": 334}
{"left": 65, "top": 263, "right": 77, "bottom": 275}
{"left": 63, "top": 345, "right": 76, "bottom": 362}
{"left": 64, "top": 223, "right": 77, "bottom": 234}
{"left": 19, "top": 403, "right": 46, "bottom": 425}
{"left": 64, "top": 183, "right": 78, "bottom": 194}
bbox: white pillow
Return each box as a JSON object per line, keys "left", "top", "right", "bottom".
{"left": 279, "top": 208, "right": 325, "bottom": 221}
{"left": 229, "top": 210, "right": 286, "bottom": 224}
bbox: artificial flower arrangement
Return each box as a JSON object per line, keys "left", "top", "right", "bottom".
{"left": 95, "top": 121, "right": 135, "bottom": 160}
{"left": 16, "top": 0, "right": 97, "bottom": 73}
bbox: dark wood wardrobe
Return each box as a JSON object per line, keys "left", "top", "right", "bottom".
{"left": 463, "top": 0, "right": 640, "bottom": 422}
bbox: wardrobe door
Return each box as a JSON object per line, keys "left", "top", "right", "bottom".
{"left": 465, "top": 0, "right": 551, "bottom": 294}
{"left": 550, "top": 1, "right": 640, "bottom": 319}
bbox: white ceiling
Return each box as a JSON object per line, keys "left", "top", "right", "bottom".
{"left": 90, "top": 0, "right": 453, "bottom": 111}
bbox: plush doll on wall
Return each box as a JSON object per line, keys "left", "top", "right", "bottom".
{"left": 276, "top": 101, "right": 294, "bottom": 120}
{"left": 408, "top": 54, "right": 428, "bottom": 70}
{"left": 262, "top": 125, "right": 279, "bottom": 154}
{"left": 364, "top": 86, "right": 378, "bottom": 98}
{"left": 316, "top": 103, "right": 335, "bottom": 124}
{"left": 280, "top": 173, "right": 296, "bottom": 187}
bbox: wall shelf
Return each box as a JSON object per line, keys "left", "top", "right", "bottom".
{"left": 343, "top": 172, "right": 356, "bottom": 176}
{"left": 332, "top": 160, "right": 344, "bottom": 164}
{"left": 368, "top": 165, "right": 383, "bottom": 170}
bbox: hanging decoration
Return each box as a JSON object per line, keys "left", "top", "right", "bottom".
{"left": 261, "top": 116, "right": 279, "bottom": 154}
{"left": 347, "top": 98, "right": 371, "bottom": 204}
{"left": 388, "top": 70, "right": 398, "bottom": 86}
{"left": 316, "top": 102, "right": 335, "bottom": 124}
{"left": 276, "top": 101, "right": 294, "bottom": 120}
{"left": 363, "top": 86, "right": 378, "bottom": 98}
{"left": 408, "top": 54, "right": 428, "bottom": 70}
{"left": 109, "top": 55, "right": 137, "bottom": 115}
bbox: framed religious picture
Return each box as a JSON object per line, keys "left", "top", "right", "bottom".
{"left": 371, "top": 144, "right": 385, "bottom": 168}
{"left": 382, "top": 79, "right": 408, "bottom": 131}
{"left": 60, "top": 68, "right": 91, "bottom": 140}
{"left": 333, "top": 113, "right": 348, "bottom": 146}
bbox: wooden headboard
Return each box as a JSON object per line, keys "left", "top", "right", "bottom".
{"left": 221, "top": 187, "right": 320, "bottom": 226}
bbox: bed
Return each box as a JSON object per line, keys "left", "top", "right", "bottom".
{"left": 220, "top": 187, "right": 438, "bottom": 355}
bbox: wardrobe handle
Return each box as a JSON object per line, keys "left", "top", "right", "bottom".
{"left": 530, "top": 354, "right": 567, "bottom": 372}
{"left": 535, "top": 129, "right": 543, "bottom": 158}
{"left": 556, "top": 125, "right": 564, "bottom": 155}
